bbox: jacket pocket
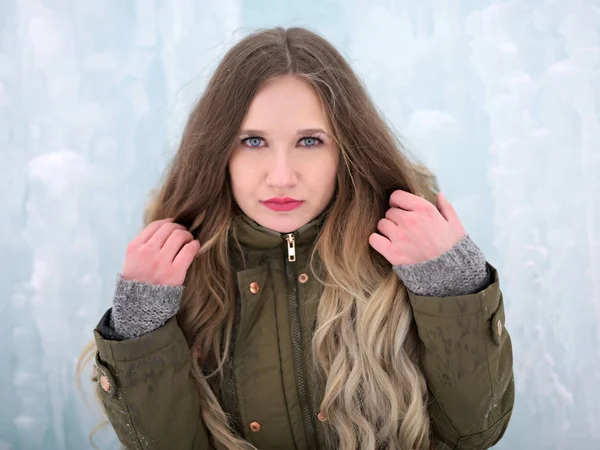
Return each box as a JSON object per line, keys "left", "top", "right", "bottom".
{"left": 94, "top": 353, "right": 143, "bottom": 448}
{"left": 235, "top": 262, "right": 271, "bottom": 349}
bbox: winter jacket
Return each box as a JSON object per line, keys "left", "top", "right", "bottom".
{"left": 93, "top": 207, "right": 514, "bottom": 450}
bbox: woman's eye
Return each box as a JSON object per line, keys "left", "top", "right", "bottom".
{"left": 241, "top": 136, "right": 323, "bottom": 148}
{"left": 300, "top": 136, "right": 323, "bottom": 148}
{"left": 242, "top": 137, "right": 264, "bottom": 148}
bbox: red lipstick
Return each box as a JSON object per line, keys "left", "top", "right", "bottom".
{"left": 262, "top": 197, "right": 304, "bottom": 212}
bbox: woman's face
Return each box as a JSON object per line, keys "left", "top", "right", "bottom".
{"left": 229, "top": 75, "right": 339, "bottom": 234}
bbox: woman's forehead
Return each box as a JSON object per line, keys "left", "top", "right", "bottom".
{"left": 241, "top": 75, "right": 331, "bottom": 132}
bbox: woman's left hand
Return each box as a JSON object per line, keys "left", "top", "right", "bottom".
{"left": 369, "top": 190, "right": 466, "bottom": 266}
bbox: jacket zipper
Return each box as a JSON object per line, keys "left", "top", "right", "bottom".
{"left": 286, "top": 233, "right": 296, "bottom": 262}
{"left": 284, "top": 233, "right": 317, "bottom": 450}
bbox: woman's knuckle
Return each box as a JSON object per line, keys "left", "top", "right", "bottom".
{"left": 162, "top": 222, "right": 178, "bottom": 233}
{"left": 173, "top": 228, "right": 191, "bottom": 240}
{"left": 138, "top": 245, "right": 153, "bottom": 257}
{"left": 423, "top": 201, "right": 436, "bottom": 214}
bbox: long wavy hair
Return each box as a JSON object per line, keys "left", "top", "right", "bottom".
{"left": 78, "top": 26, "right": 439, "bottom": 450}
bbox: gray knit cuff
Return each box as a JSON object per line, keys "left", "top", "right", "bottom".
{"left": 110, "top": 274, "right": 184, "bottom": 339}
{"left": 393, "top": 235, "right": 490, "bottom": 297}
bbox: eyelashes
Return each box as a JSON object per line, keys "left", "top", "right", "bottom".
{"left": 239, "top": 135, "right": 326, "bottom": 149}
{"left": 239, "top": 136, "right": 264, "bottom": 148}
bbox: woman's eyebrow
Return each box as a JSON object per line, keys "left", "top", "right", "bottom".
{"left": 239, "top": 128, "right": 331, "bottom": 137}
{"left": 238, "top": 129, "right": 266, "bottom": 136}
{"left": 297, "top": 128, "right": 330, "bottom": 137}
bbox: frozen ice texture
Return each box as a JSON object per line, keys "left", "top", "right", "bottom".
{"left": 0, "top": 0, "right": 598, "bottom": 448}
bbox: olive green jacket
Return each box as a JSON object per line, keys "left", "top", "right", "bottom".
{"left": 93, "top": 217, "right": 514, "bottom": 450}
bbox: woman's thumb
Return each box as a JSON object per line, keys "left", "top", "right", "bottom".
{"left": 437, "top": 192, "right": 459, "bottom": 225}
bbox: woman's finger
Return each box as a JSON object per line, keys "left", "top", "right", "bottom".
{"left": 147, "top": 222, "right": 188, "bottom": 249}
{"left": 368, "top": 232, "right": 392, "bottom": 261}
{"left": 389, "top": 190, "right": 426, "bottom": 212}
{"left": 132, "top": 218, "right": 174, "bottom": 246}
{"left": 173, "top": 240, "right": 201, "bottom": 271}
{"left": 376, "top": 218, "right": 398, "bottom": 240}
{"left": 162, "top": 229, "right": 195, "bottom": 262}
{"left": 384, "top": 207, "right": 409, "bottom": 226}
{"left": 436, "top": 192, "right": 466, "bottom": 236}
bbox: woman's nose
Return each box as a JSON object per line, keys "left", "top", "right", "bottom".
{"left": 266, "top": 152, "right": 298, "bottom": 188}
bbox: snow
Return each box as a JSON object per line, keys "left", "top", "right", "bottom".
{"left": 0, "top": 0, "right": 598, "bottom": 449}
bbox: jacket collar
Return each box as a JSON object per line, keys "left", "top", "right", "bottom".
{"left": 233, "top": 213, "right": 324, "bottom": 250}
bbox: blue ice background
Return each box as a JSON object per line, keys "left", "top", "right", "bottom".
{"left": 1, "top": 1, "right": 599, "bottom": 449}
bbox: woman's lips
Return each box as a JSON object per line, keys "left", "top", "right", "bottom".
{"left": 262, "top": 198, "right": 304, "bottom": 212}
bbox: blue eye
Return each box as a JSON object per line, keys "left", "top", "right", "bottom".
{"left": 300, "top": 136, "right": 323, "bottom": 148}
{"left": 240, "top": 135, "right": 324, "bottom": 149}
{"left": 241, "top": 136, "right": 264, "bottom": 148}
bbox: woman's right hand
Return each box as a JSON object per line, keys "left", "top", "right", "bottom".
{"left": 122, "top": 218, "right": 201, "bottom": 286}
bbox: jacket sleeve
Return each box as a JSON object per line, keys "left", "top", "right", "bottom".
{"left": 408, "top": 264, "right": 514, "bottom": 449}
{"left": 93, "top": 313, "right": 216, "bottom": 450}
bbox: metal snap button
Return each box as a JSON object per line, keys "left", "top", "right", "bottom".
{"left": 99, "top": 375, "right": 111, "bottom": 393}
{"left": 249, "top": 282, "right": 260, "bottom": 294}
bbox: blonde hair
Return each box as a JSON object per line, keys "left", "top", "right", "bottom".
{"left": 78, "top": 27, "right": 437, "bottom": 449}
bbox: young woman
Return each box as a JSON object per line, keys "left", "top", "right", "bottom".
{"left": 80, "top": 27, "right": 514, "bottom": 450}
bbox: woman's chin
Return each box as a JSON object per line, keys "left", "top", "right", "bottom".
{"left": 256, "top": 214, "right": 308, "bottom": 234}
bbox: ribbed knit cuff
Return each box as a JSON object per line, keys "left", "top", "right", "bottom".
{"left": 393, "top": 235, "right": 490, "bottom": 297}
{"left": 110, "top": 274, "right": 184, "bottom": 339}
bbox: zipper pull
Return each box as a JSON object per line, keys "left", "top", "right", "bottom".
{"left": 286, "top": 233, "right": 296, "bottom": 262}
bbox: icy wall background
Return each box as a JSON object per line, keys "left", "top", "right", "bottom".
{"left": 1, "top": 0, "right": 599, "bottom": 449}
